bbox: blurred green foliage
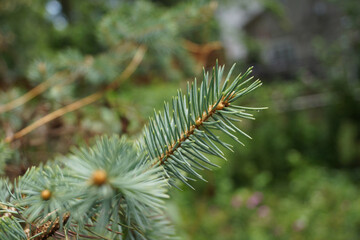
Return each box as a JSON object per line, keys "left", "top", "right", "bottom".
{"left": 167, "top": 0, "right": 360, "bottom": 239}
{"left": 172, "top": 162, "right": 360, "bottom": 240}
{"left": 0, "top": 0, "right": 218, "bottom": 164}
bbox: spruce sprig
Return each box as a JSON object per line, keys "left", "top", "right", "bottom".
{"left": 141, "top": 61, "right": 265, "bottom": 188}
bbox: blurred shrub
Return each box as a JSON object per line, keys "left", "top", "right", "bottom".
{"left": 170, "top": 1, "right": 360, "bottom": 239}
{"left": 172, "top": 156, "right": 360, "bottom": 240}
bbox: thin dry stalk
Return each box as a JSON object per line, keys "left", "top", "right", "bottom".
{"left": 5, "top": 45, "right": 147, "bottom": 143}
{"left": 0, "top": 80, "right": 51, "bottom": 114}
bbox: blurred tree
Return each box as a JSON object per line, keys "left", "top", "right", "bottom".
{"left": 0, "top": 0, "right": 221, "bottom": 168}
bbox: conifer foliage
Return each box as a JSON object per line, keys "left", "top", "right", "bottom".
{"left": 0, "top": 62, "right": 264, "bottom": 239}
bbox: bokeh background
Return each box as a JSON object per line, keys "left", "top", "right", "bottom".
{"left": 1, "top": 0, "right": 360, "bottom": 239}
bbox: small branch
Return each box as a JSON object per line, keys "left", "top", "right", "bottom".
{"left": 182, "top": 39, "right": 222, "bottom": 69}
{"left": 151, "top": 93, "right": 234, "bottom": 168}
{"left": 5, "top": 45, "right": 147, "bottom": 143}
{"left": 183, "top": 40, "right": 222, "bottom": 54}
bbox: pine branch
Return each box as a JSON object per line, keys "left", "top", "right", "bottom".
{"left": 2, "top": 135, "right": 171, "bottom": 239}
{"left": 141, "top": 62, "right": 265, "bottom": 188}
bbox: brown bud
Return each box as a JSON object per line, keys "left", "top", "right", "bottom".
{"left": 202, "top": 112, "right": 207, "bottom": 121}
{"left": 41, "top": 189, "right": 52, "bottom": 200}
{"left": 196, "top": 118, "right": 202, "bottom": 126}
{"left": 92, "top": 169, "right": 107, "bottom": 186}
{"left": 208, "top": 105, "right": 213, "bottom": 113}
{"left": 216, "top": 102, "right": 225, "bottom": 110}
{"left": 180, "top": 133, "right": 186, "bottom": 142}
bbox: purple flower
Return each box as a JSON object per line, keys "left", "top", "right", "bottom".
{"left": 247, "top": 192, "right": 263, "bottom": 209}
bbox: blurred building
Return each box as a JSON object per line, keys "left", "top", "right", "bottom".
{"left": 218, "top": 0, "right": 343, "bottom": 78}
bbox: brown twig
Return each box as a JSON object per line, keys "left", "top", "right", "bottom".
{"left": 5, "top": 45, "right": 147, "bottom": 143}
{"left": 182, "top": 39, "right": 222, "bottom": 70}
{"left": 183, "top": 39, "right": 222, "bottom": 54}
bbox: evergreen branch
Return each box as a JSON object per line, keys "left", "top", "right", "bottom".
{"left": 1, "top": 135, "right": 171, "bottom": 239}
{"left": 1, "top": 61, "right": 264, "bottom": 239}
{"left": 0, "top": 179, "right": 27, "bottom": 239}
{"left": 0, "top": 215, "right": 27, "bottom": 240}
{"left": 142, "top": 62, "right": 265, "bottom": 187}
{"left": 4, "top": 45, "right": 146, "bottom": 143}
